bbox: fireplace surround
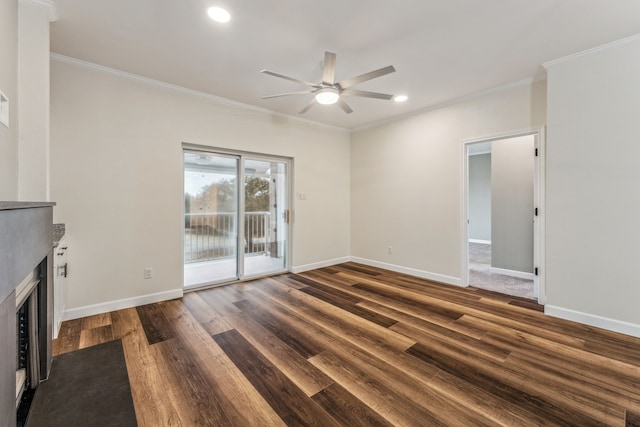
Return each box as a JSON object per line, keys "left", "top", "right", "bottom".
{"left": 0, "top": 202, "right": 55, "bottom": 427}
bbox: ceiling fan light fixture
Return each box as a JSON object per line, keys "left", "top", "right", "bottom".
{"left": 315, "top": 88, "right": 340, "bottom": 105}
{"left": 207, "top": 6, "right": 231, "bottom": 23}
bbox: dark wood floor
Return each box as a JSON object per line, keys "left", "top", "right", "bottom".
{"left": 53, "top": 262, "right": 640, "bottom": 426}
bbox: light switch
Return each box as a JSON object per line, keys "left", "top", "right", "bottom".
{"left": 0, "top": 91, "right": 8, "bottom": 128}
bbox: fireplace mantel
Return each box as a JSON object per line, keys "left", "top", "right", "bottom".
{"left": 0, "top": 202, "right": 55, "bottom": 427}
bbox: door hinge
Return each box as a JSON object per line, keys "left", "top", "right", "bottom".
{"left": 535, "top": 207, "right": 538, "bottom": 216}
{"left": 535, "top": 148, "right": 538, "bottom": 157}
{"left": 535, "top": 267, "right": 539, "bottom": 276}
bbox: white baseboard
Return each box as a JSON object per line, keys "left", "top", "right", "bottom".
{"left": 469, "top": 239, "right": 491, "bottom": 244}
{"left": 490, "top": 267, "right": 534, "bottom": 280}
{"left": 545, "top": 305, "right": 640, "bottom": 338}
{"left": 291, "top": 256, "right": 351, "bottom": 274}
{"left": 62, "top": 288, "right": 184, "bottom": 321}
{"left": 350, "top": 257, "right": 462, "bottom": 287}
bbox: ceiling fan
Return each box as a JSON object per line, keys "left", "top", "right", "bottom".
{"left": 260, "top": 51, "right": 396, "bottom": 114}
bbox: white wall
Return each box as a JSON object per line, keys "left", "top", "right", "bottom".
{"left": 18, "top": 2, "right": 55, "bottom": 201}
{"left": 491, "top": 135, "right": 534, "bottom": 273}
{"left": 0, "top": 0, "right": 18, "bottom": 200}
{"left": 468, "top": 153, "right": 491, "bottom": 242}
{"left": 50, "top": 58, "right": 351, "bottom": 315}
{"left": 351, "top": 80, "right": 546, "bottom": 284}
{"left": 545, "top": 36, "right": 640, "bottom": 334}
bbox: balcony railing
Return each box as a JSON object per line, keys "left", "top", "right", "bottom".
{"left": 184, "top": 212, "right": 271, "bottom": 263}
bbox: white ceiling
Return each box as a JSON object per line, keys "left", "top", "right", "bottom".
{"left": 50, "top": 0, "right": 640, "bottom": 129}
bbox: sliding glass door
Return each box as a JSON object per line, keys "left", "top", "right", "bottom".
{"left": 242, "top": 158, "right": 289, "bottom": 277}
{"left": 183, "top": 149, "right": 290, "bottom": 288}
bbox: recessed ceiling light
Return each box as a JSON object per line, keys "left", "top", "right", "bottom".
{"left": 315, "top": 88, "right": 340, "bottom": 105}
{"left": 207, "top": 6, "right": 231, "bottom": 23}
{"left": 394, "top": 95, "right": 408, "bottom": 102}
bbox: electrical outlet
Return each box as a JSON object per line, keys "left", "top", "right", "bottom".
{"left": 387, "top": 246, "right": 393, "bottom": 254}
{"left": 144, "top": 268, "right": 152, "bottom": 279}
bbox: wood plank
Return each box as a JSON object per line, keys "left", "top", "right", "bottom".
{"left": 426, "top": 370, "right": 550, "bottom": 426}
{"left": 234, "top": 298, "right": 326, "bottom": 358}
{"left": 228, "top": 311, "right": 334, "bottom": 396}
{"left": 150, "top": 337, "right": 237, "bottom": 426}
{"left": 245, "top": 286, "right": 441, "bottom": 384}
{"left": 257, "top": 279, "right": 416, "bottom": 352}
{"left": 405, "top": 341, "right": 610, "bottom": 425}
{"left": 52, "top": 263, "right": 640, "bottom": 425}
{"left": 298, "top": 285, "right": 398, "bottom": 328}
{"left": 78, "top": 324, "right": 114, "bottom": 349}
{"left": 508, "top": 298, "right": 544, "bottom": 312}
{"left": 504, "top": 351, "right": 633, "bottom": 418}
{"left": 52, "top": 318, "right": 82, "bottom": 355}
{"left": 213, "top": 329, "right": 341, "bottom": 426}
{"left": 311, "top": 383, "right": 395, "bottom": 427}
{"left": 182, "top": 291, "right": 234, "bottom": 335}
{"left": 458, "top": 314, "right": 640, "bottom": 398}
{"left": 310, "top": 335, "right": 497, "bottom": 426}
{"left": 113, "top": 308, "right": 186, "bottom": 426}
{"left": 159, "top": 299, "right": 286, "bottom": 426}
{"left": 81, "top": 312, "right": 112, "bottom": 330}
{"left": 352, "top": 281, "right": 465, "bottom": 321}
{"left": 627, "top": 410, "right": 640, "bottom": 427}
{"left": 196, "top": 286, "right": 244, "bottom": 317}
{"left": 135, "top": 303, "right": 176, "bottom": 345}
{"left": 333, "top": 263, "right": 382, "bottom": 276}
{"left": 351, "top": 276, "right": 586, "bottom": 349}
{"left": 310, "top": 350, "right": 448, "bottom": 427}
{"left": 359, "top": 299, "right": 487, "bottom": 339}
{"left": 391, "top": 321, "right": 511, "bottom": 363}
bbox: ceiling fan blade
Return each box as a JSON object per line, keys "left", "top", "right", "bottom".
{"left": 337, "top": 98, "right": 353, "bottom": 114}
{"left": 341, "top": 88, "right": 394, "bottom": 100}
{"left": 261, "top": 70, "right": 319, "bottom": 88}
{"left": 336, "top": 65, "right": 396, "bottom": 89}
{"left": 261, "top": 90, "right": 315, "bottom": 99}
{"left": 322, "top": 51, "right": 337, "bottom": 85}
{"left": 299, "top": 98, "right": 316, "bottom": 114}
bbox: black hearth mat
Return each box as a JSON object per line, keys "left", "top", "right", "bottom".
{"left": 26, "top": 340, "right": 137, "bottom": 427}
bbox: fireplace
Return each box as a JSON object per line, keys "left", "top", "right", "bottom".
{"left": 0, "top": 202, "right": 55, "bottom": 427}
{"left": 15, "top": 265, "right": 47, "bottom": 421}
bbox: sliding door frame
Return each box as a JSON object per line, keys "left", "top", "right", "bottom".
{"left": 182, "top": 143, "right": 293, "bottom": 289}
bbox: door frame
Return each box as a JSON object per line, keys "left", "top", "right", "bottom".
{"left": 460, "top": 127, "right": 546, "bottom": 304}
{"left": 182, "top": 143, "right": 293, "bottom": 289}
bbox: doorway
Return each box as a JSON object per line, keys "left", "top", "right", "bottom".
{"left": 462, "top": 129, "right": 545, "bottom": 304}
{"left": 183, "top": 148, "right": 291, "bottom": 289}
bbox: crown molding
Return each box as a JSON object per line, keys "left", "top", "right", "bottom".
{"left": 353, "top": 75, "right": 546, "bottom": 133}
{"left": 543, "top": 33, "right": 640, "bottom": 69}
{"left": 50, "top": 53, "right": 349, "bottom": 133}
{"left": 20, "top": 0, "right": 58, "bottom": 21}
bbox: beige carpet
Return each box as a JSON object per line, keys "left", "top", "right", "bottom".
{"left": 469, "top": 242, "right": 535, "bottom": 300}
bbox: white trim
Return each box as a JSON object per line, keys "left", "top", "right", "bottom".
{"left": 545, "top": 305, "right": 640, "bottom": 339}
{"left": 291, "top": 257, "right": 351, "bottom": 274}
{"left": 468, "top": 239, "right": 491, "bottom": 245}
{"left": 351, "top": 257, "right": 462, "bottom": 287}
{"left": 50, "top": 53, "right": 349, "bottom": 133}
{"left": 543, "top": 33, "right": 640, "bottom": 69}
{"left": 469, "top": 149, "right": 491, "bottom": 156}
{"left": 61, "top": 288, "right": 184, "bottom": 321}
{"left": 490, "top": 267, "right": 534, "bottom": 281}
{"left": 19, "top": 0, "right": 57, "bottom": 21}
